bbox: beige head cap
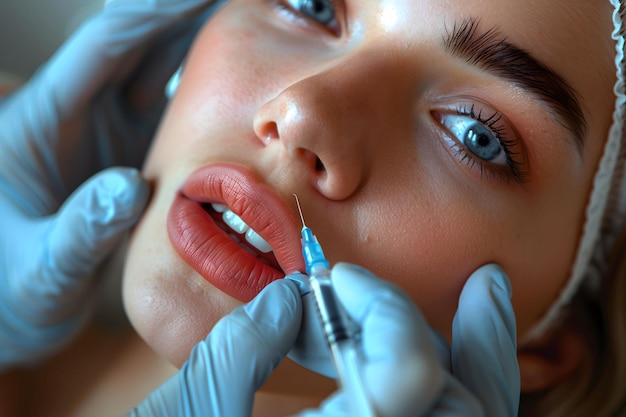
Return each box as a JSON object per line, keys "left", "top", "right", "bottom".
{"left": 527, "top": 0, "right": 626, "bottom": 339}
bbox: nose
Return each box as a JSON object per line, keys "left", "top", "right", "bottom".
{"left": 253, "top": 54, "right": 400, "bottom": 201}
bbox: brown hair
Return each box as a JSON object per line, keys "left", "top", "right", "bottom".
{"left": 519, "top": 228, "right": 626, "bottom": 417}
{"left": 519, "top": 4, "right": 626, "bottom": 414}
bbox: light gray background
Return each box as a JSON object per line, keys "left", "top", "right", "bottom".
{"left": 0, "top": 0, "right": 103, "bottom": 82}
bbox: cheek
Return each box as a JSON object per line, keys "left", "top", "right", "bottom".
{"left": 178, "top": 18, "right": 291, "bottom": 125}
{"left": 319, "top": 162, "right": 584, "bottom": 341}
{"left": 315, "top": 175, "right": 490, "bottom": 338}
{"left": 503, "top": 190, "right": 585, "bottom": 336}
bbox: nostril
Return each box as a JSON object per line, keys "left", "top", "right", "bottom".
{"left": 256, "top": 121, "right": 279, "bottom": 145}
{"left": 315, "top": 157, "right": 325, "bottom": 172}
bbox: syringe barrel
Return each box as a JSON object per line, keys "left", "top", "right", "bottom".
{"left": 309, "top": 269, "right": 352, "bottom": 344}
{"left": 330, "top": 338, "right": 378, "bottom": 417}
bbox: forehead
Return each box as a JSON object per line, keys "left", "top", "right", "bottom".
{"left": 366, "top": 1, "right": 613, "bottom": 72}
{"left": 368, "top": 0, "right": 612, "bottom": 51}
{"left": 219, "top": 0, "right": 615, "bottom": 153}
{"left": 361, "top": 0, "right": 615, "bottom": 145}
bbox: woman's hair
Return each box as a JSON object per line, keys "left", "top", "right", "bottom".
{"left": 518, "top": 4, "right": 626, "bottom": 414}
{"left": 518, "top": 227, "right": 626, "bottom": 417}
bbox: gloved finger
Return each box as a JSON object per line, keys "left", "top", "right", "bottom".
{"left": 0, "top": 1, "right": 222, "bottom": 209}
{"left": 430, "top": 375, "right": 484, "bottom": 417}
{"left": 451, "top": 264, "right": 520, "bottom": 417}
{"left": 0, "top": 168, "right": 148, "bottom": 363}
{"left": 46, "top": 0, "right": 221, "bottom": 116}
{"left": 291, "top": 391, "right": 349, "bottom": 417}
{"left": 300, "top": 377, "right": 485, "bottom": 417}
{"left": 15, "top": 167, "right": 149, "bottom": 326}
{"left": 295, "top": 369, "right": 485, "bottom": 417}
{"left": 44, "top": 167, "right": 149, "bottom": 281}
{"left": 332, "top": 263, "right": 446, "bottom": 417}
{"left": 0, "top": 0, "right": 219, "bottom": 145}
{"left": 158, "top": 278, "right": 303, "bottom": 417}
{"left": 206, "top": 278, "right": 303, "bottom": 389}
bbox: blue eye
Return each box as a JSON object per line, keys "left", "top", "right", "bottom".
{"left": 434, "top": 105, "right": 529, "bottom": 183}
{"left": 284, "top": 0, "right": 336, "bottom": 26}
{"left": 439, "top": 114, "right": 507, "bottom": 166}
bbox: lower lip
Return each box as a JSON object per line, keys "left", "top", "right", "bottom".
{"left": 167, "top": 194, "right": 286, "bottom": 303}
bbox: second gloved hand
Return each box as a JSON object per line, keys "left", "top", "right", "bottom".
{"left": 0, "top": 168, "right": 148, "bottom": 368}
{"left": 0, "top": 0, "right": 226, "bottom": 369}
{"left": 129, "top": 264, "right": 519, "bottom": 417}
{"left": 127, "top": 276, "right": 305, "bottom": 417}
{"left": 296, "top": 263, "right": 519, "bottom": 417}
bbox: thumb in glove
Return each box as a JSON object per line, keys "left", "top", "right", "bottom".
{"left": 451, "top": 264, "right": 520, "bottom": 417}
{"left": 0, "top": 167, "right": 149, "bottom": 366}
{"left": 128, "top": 276, "right": 304, "bottom": 417}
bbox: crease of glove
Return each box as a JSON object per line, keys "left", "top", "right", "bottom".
{"left": 0, "top": 0, "right": 225, "bottom": 214}
{"left": 127, "top": 265, "right": 519, "bottom": 417}
{"left": 331, "top": 263, "right": 446, "bottom": 417}
{"left": 0, "top": 0, "right": 226, "bottom": 370}
{"left": 293, "top": 263, "right": 519, "bottom": 417}
{"left": 34, "top": 0, "right": 223, "bottom": 117}
{"left": 128, "top": 278, "right": 303, "bottom": 417}
{"left": 451, "top": 264, "right": 520, "bottom": 417}
{"left": 0, "top": 168, "right": 149, "bottom": 368}
{"left": 45, "top": 168, "right": 149, "bottom": 286}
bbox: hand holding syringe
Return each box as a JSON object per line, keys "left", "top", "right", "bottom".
{"left": 131, "top": 213, "right": 519, "bottom": 416}
{"left": 294, "top": 195, "right": 378, "bottom": 417}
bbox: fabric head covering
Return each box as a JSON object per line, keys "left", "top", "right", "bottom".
{"left": 527, "top": 0, "right": 626, "bottom": 339}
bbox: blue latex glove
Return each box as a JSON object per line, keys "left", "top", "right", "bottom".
{"left": 129, "top": 264, "right": 519, "bottom": 417}
{"left": 127, "top": 276, "right": 305, "bottom": 417}
{"left": 0, "top": 0, "right": 226, "bottom": 369}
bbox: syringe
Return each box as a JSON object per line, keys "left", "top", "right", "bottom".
{"left": 294, "top": 195, "right": 377, "bottom": 417}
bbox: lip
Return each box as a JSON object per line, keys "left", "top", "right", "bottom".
{"left": 167, "top": 163, "right": 305, "bottom": 302}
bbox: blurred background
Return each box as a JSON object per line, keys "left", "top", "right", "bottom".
{"left": 0, "top": 0, "right": 103, "bottom": 84}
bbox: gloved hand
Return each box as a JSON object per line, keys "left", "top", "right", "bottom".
{"left": 307, "top": 263, "right": 519, "bottom": 417}
{"left": 129, "top": 264, "right": 519, "bottom": 417}
{"left": 0, "top": 0, "right": 226, "bottom": 368}
{"left": 127, "top": 275, "right": 306, "bottom": 417}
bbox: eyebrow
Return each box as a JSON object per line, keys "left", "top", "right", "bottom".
{"left": 443, "top": 18, "right": 586, "bottom": 151}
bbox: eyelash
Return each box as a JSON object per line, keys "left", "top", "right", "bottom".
{"left": 437, "top": 103, "right": 529, "bottom": 184}
{"left": 276, "top": 0, "right": 342, "bottom": 35}
{"left": 271, "top": 6, "right": 527, "bottom": 184}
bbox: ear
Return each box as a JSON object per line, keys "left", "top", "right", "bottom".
{"left": 517, "top": 324, "right": 589, "bottom": 393}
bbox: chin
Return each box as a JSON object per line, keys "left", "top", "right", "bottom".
{"left": 122, "top": 215, "right": 244, "bottom": 367}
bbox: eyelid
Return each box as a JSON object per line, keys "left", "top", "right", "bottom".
{"left": 276, "top": 0, "right": 346, "bottom": 37}
{"left": 439, "top": 113, "right": 509, "bottom": 166}
{"left": 431, "top": 99, "right": 529, "bottom": 184}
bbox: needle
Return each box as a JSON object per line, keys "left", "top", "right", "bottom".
{"left": 292, "top": 194, "right": 377, "bottom": 417}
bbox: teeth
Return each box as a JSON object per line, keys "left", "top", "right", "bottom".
{"left": 212, "top": 203, "right": 228, "bottom": 213}
{"left": 212, "top": 204, "right": 273, "bottom": 254}
{"left": 245, "top": 228, "right": 273, "bottom": 253}
{"left": 222, "top": 210, "right": 249, "bottom": 234}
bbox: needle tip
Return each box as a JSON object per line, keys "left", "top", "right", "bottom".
{"left": 293, "top": 194, "right": 306, "bottom": 228}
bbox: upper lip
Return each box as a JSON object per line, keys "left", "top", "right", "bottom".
{"left": 179, "top": 163, "right": 305, "bottom": 274}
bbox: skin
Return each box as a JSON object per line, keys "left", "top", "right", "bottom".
{"left": 123, "top": 0, "right": 615, "bottom": 401}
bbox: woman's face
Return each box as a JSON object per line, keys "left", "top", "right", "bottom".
{"left": 123, "top": 0, "right": 615, "bottom": 366}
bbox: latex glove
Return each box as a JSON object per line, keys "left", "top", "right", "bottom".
{"left": 0, "top": 0, "right": 225, "bottom": 368}
{"left": 295, "top": 263, "right": 519, "bottom": 417}
{"left": 129, "top": 264, "right": 519, "bottom": 417}
{"left": 0, "top": 0, "right": 225, "bottom": 202}
{"left": 0, "top": 168, "right": 148, "bottom": 367}
{"left": 449, "top": 264, "right": 520, "bottom": 416}
{"left": 127, "top": 275, "right": 306, "bottom": 417}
